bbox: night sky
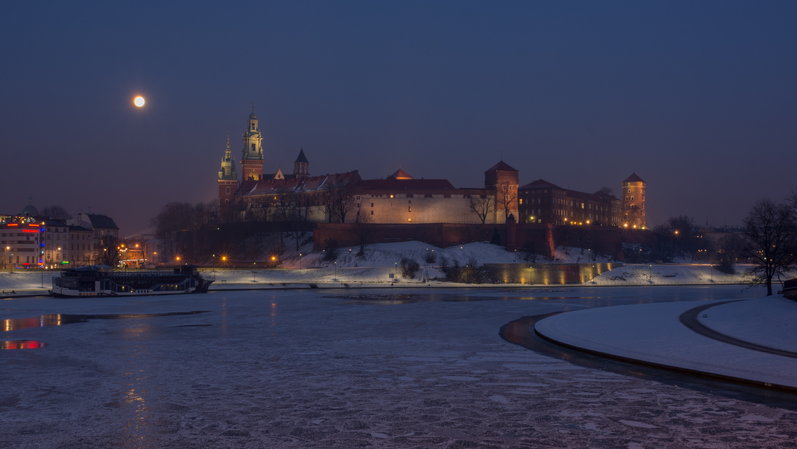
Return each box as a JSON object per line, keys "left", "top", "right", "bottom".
{"left": 2, "top": 1, "right": 796, "bottom": 235}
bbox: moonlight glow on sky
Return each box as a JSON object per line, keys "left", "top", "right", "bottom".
{"left": 1, "top": 1, "right": 797, "bottom": 234}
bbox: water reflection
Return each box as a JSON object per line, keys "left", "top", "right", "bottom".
{"left": 1, "top": 311, "right": 208, "bottom": 350}
{"left": 1, "top": 311, "right": 209, "bottom": 332}
{"left": 327, "top": 285, "right": 763, "bottom": 306}
{"left": 2, "top": 340, "right": 45, "bottom": 350}
{"left": 329, "top": 293, "right": 597, "bottom": 305}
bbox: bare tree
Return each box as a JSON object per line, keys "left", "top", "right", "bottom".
{"left": 744, "top": 199, "right": 797, "bottom": 295}
{"left": 151, "top": 202, "right": 218, "bottom": 261}
{"left": 99, "top": 235, "right": 120, "bottom": 267}
{"left": 498, "top": 185, "right": 517, "bottom": 220}
{"left": 469, "top": 194, "right": 494, "bottom": 224}
{"left": 715, "top": 233, "right": 748, "bottom": 274}
{"left": 325, "top": 185, "right": 354, "bottom": 223}
{"left": 354, "top": 208, "right": 372, "bottom": 256}
{"left": 284, "top": 191, "right": 311, "bottom": 251}
{"left": 665, "top": 215, "right": 705, "bottom": 260}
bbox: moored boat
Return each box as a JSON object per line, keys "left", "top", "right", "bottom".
{"left": 50, "top": 265, "right": 213, "bottom": 297}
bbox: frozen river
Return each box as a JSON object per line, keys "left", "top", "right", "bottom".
{"left": 2, "top": 286, "right": 796, "bottom": 448}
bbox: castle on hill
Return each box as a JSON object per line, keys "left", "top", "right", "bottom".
{"left": 217, "top": 110, "right": 646, "bottom": 229}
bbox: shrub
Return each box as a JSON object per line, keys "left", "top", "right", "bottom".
{"left": 322, "top": 239, "right": 339, "bottom": 262}
{"left": 715, "top": 255, "right": 736, "bottom": 275}
{"left": 400, "top": 257, "right": 420, "bottom": 279}
{"left": 424, "top": 250, "right": 437, "bottom": 264}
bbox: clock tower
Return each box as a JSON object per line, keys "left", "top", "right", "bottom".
{"left": 241, "top": 109, "right": 264, "bottom": 181}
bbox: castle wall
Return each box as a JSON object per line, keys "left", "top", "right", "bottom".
{"left": 314, "top": 222, "right": 655, "bottom": 261}
{"left": 354, "top": 193, "right": 497, "bottom": 224}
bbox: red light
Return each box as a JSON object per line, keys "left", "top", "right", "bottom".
{"left": 2, "top": 340, "right": 44, "bottom": 350}
{"left": 22, "top": 229, "right": 38, "bottom": 233}
{"left": 29, "top": 224, "right": 39, "bottom": 227}
{"left": 6, "top": 224, "right": 18, "bottom": 227}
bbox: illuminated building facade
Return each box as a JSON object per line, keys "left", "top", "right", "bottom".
{"left": 240, "top": 110, "right": 264, "bottom": 181}
{"left": 484, "top": 162, "right": 519, "bottom": 223}
{"left": 622, "top": 173, "right": 647, "bottom": 229}
{"left": 217, "top": 136, "right": 239, "bottom": 208}
{"left": 519, "top": 180, "right": 622, "bottom": 227}
{"left": 0, "top": 215, "right": 44, "bottom": 269}
{"left": 1, "top": 211, "right": 119, "bottom": 269}
{"left": 217, "top": 110, "right": 645, "bottom": 228}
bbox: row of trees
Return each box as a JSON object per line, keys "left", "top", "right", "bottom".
{"left": 651, "top": 197, "right": 797, "bottom": 296}
{"left": 744, "top": 197, "right": 797, "bottom": 295}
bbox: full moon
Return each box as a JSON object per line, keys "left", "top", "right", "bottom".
{"left": 133, "top": 95, "right": 146, "bottom": 108}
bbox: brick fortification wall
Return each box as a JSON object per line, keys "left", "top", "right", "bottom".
{"left": 313, "top": 223, "right": 505, "bottom": 250}
{"left": 313, "top": 223, "right": 656, "bottom": 260}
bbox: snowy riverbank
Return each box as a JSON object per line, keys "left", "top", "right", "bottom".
{"left": 0, "top": 241, "right": 780, "bottom": 295}
{"left": 535, "top": 295, "right": 797, "bottom": 390}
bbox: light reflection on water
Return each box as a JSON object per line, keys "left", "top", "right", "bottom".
{"left": 2, "top": 340, "right": 45, "bottom": 350}
{"left": 1, "top": 311, "right": 208, "bottom": 350}
{"left": 327, "top": 285, "right": 765, "bottom": 306}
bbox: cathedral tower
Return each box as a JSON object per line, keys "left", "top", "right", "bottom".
{"left": 241, "top": 110, "right": 264, "bottom": 181}
{"left": 217, "top": 136, "right": 239, "bottom": 208}
{"left": 485, "top": 161, "right": 519, "bottom": 224}
{"left": 622, "top": 173, "right": 646, "bottom": 229}
{"left": 294, "top": 148, "right": 309, "bottom": 179}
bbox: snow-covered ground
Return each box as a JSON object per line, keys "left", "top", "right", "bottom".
{"left": 2, "top": 286, "right": 795, "bottom": 448}
{"left": 0, "top": 241, "right": 782, "bottom": 295}
{"left": 698, "top": 296, "right": 797, "bottom": 353}
{"left": 535, "top": 295, "right": 797, "bottom": 389}
{"left": 589, "top": 263, "right": 763, "bottom": 286}
{"left": 279, "top": 241, "right": 614, "bottom": 270}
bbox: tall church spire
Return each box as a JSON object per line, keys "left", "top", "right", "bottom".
{"left": 218, "top": 136, "right": 237, "bottom": 181}
{"left": 294, "top": 148, "right": 309, "bottom": 179}
{"left": 241, "top": 108, "right": 264, "bottom": 181}
{"left": 217, "top": 135, "right": 239, "bottom": 210}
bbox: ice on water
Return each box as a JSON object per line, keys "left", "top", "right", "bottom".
{"left": 2, "top": 286, "right": 796, "bottom": 448}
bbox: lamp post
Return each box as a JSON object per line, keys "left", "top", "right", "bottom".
{"left": 5, "top": 246, "right": 13, "bottom": 273}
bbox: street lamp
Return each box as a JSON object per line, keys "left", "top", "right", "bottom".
{"left": 5, "top": 246, "right": 13, "bottom": 273}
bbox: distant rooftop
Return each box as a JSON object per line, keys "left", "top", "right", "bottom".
{"left": 624, "top": 173, "right": 645, "bottom": 183}
{"left": 486, "top": 161, "right": 518, "bottom": 172}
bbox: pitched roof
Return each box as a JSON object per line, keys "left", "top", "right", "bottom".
{"left": 355, "top": 178, "right": 455, "bottom": 193}
{"left": 295, "top": 149, "right": 308, "bottom": 163}
{"left": 485, "top": 161, "right": 518, "bottom": 172}
{"left": 520, "top": 179, "right": 561, "bottom": 190}
{"left": 86, "top": 214, "right": 118, "bottom": 230}
{"left": 624, "top": 173, "right": 645, "bottom": 183}
{"left": 387, "top": 169, "right": 413, "bottom": 180}
{"left": 246, "top": 171, "right": 362, "bottom": 196}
